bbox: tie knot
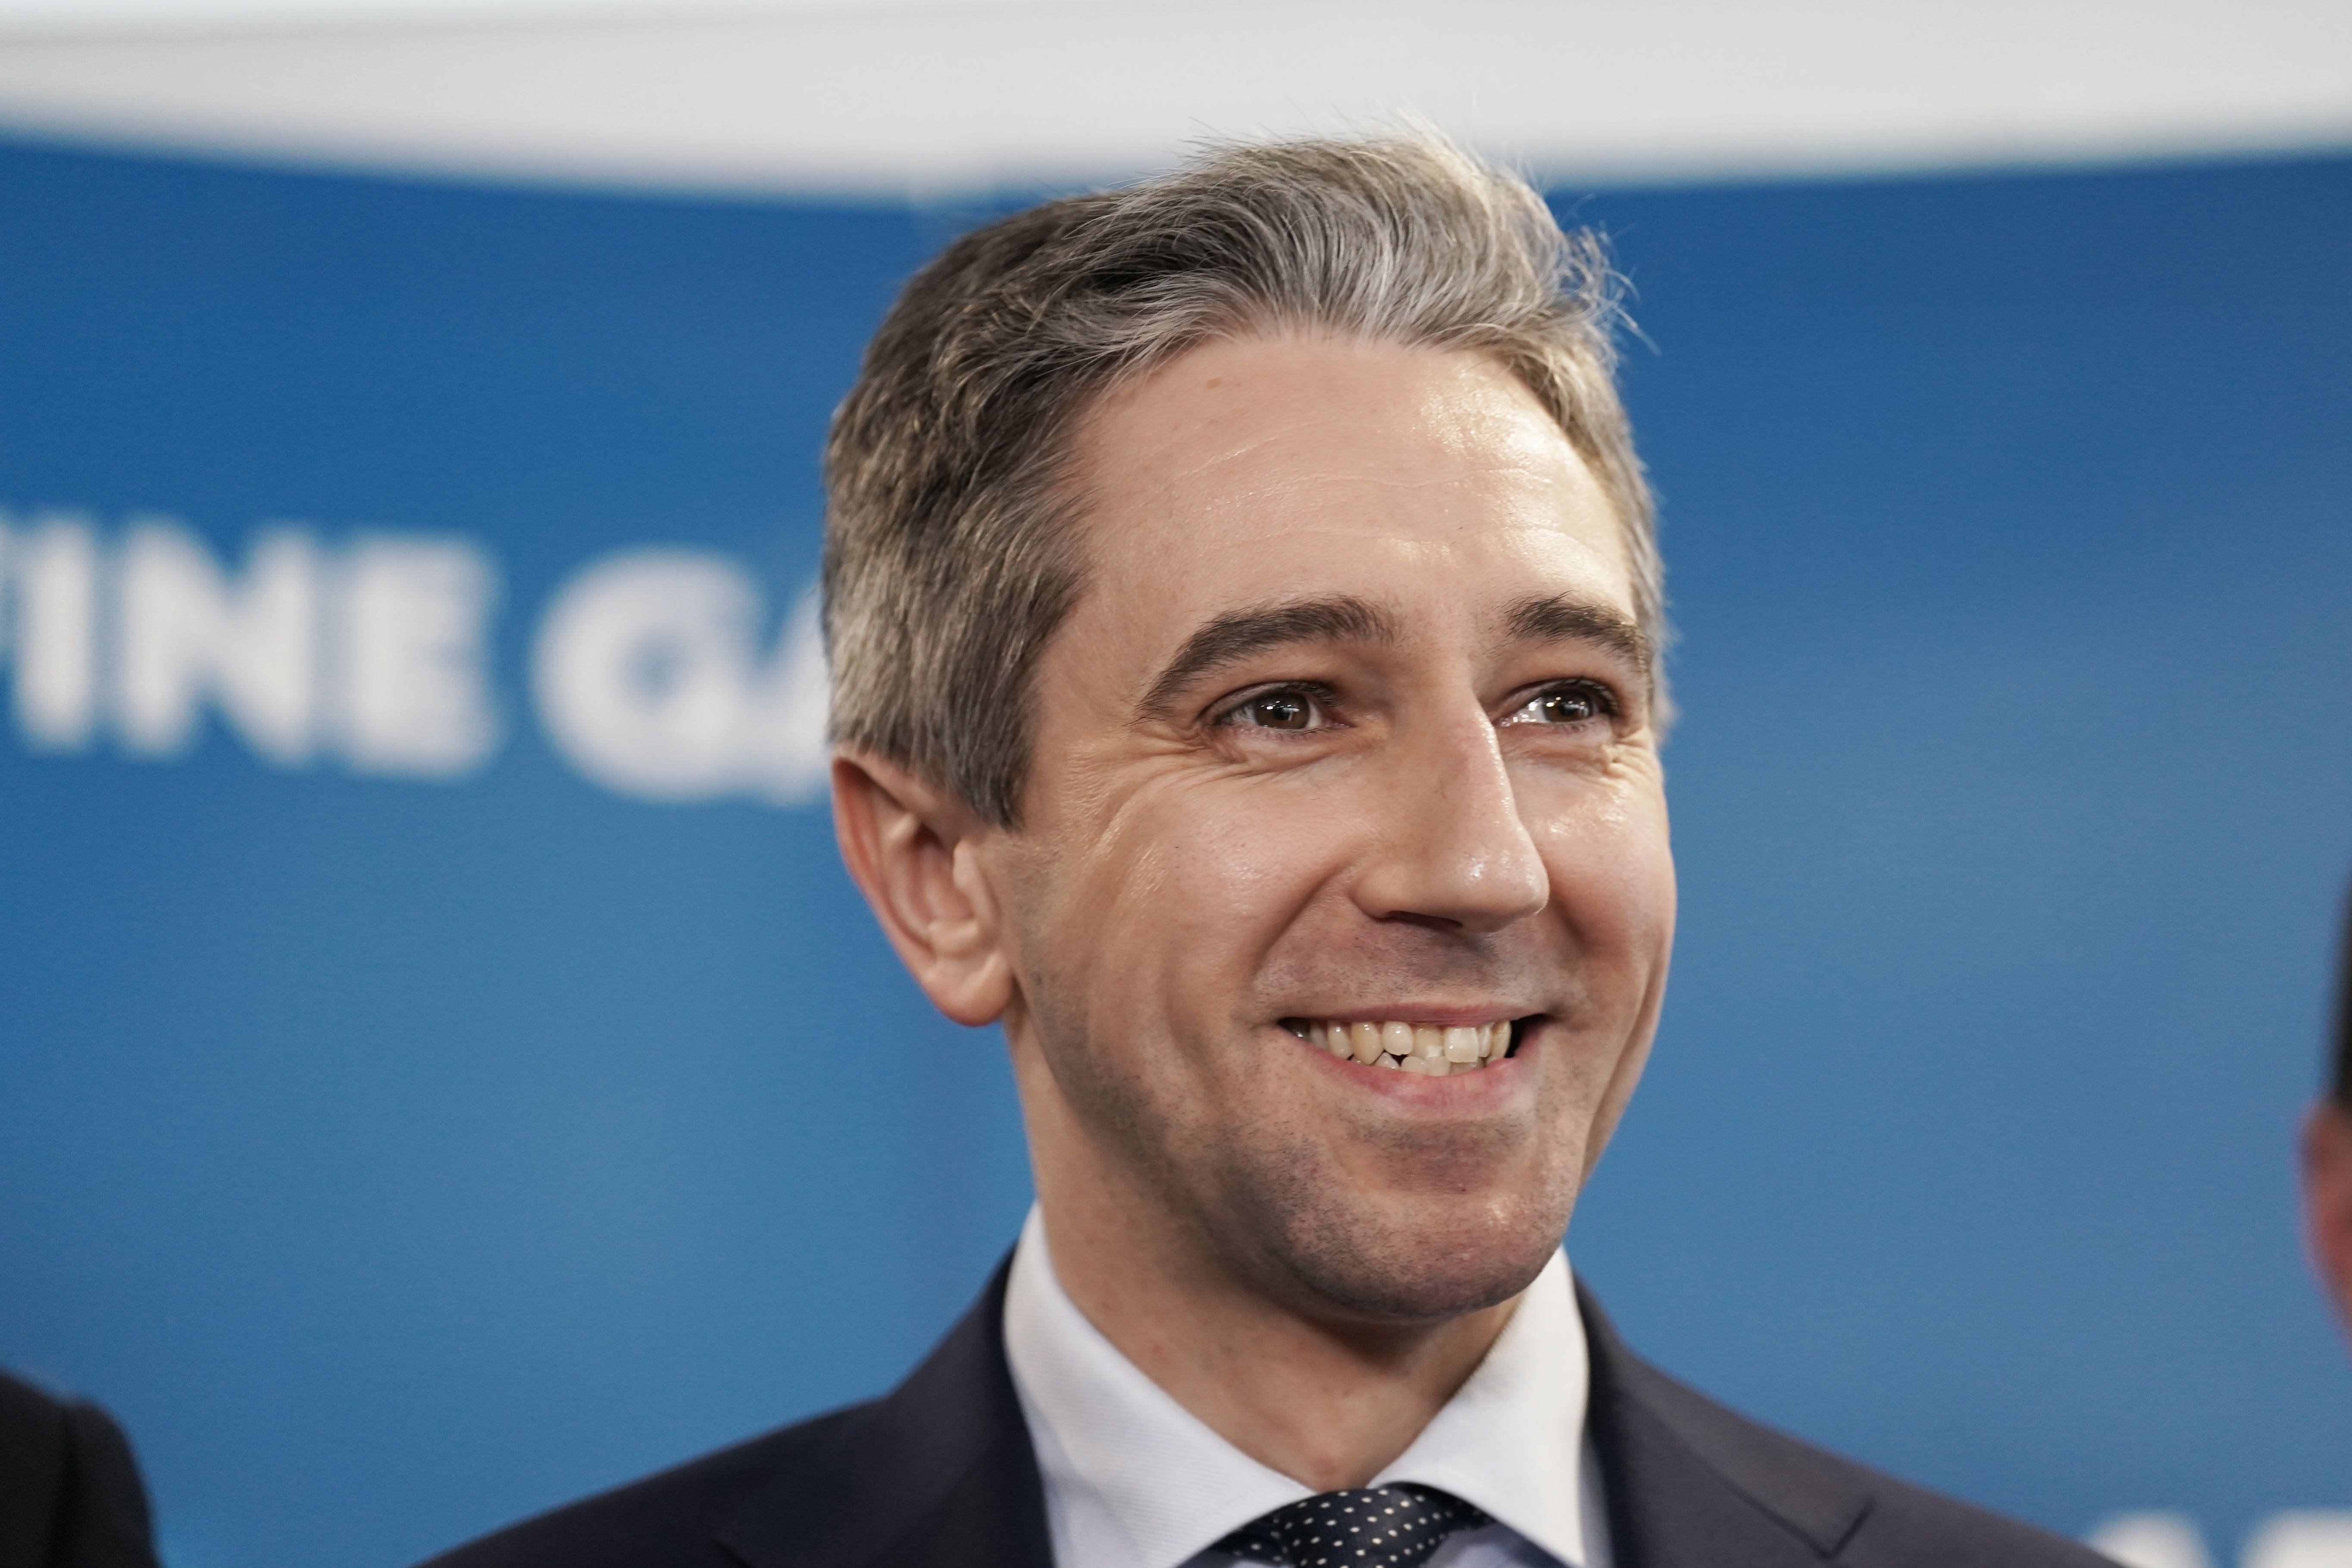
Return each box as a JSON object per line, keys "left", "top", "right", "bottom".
{"left": 1214, "top": 1483, "right": 1493, "bottom": 1568}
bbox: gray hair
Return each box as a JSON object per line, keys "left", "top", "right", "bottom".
{"left": 824, "top": 132, "right": 1662, "bottom": 827}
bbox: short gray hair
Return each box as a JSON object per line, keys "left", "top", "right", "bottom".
{"left": 824, "top": 133, "right": 1662, "bottom": 827}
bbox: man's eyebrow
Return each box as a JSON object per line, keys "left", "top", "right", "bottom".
{"left": 1139, "top": 596, "right": 1397, "bottom": 720}
{"left": 1503, "top": 592, "right": 1652, "bottom": 676}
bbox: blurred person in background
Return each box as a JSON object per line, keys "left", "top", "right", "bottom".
{"left": 2302, "top": 891, "right": 2352, "bottom": 1337}
{"left": 0, "top": 1369, "right": 160, "bottom": 1568}
{"left": 425, "top": 133, "right": 2106, "bottom": 1568}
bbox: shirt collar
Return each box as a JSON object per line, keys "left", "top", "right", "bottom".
{"left": 1368, "top": 1244, "right": 1594, "bottom": 1567}
{"left": 1001, "top": 1205, "right": 1597, "bottom": 1568}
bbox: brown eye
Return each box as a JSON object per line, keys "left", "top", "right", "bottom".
{"left": 1537, "top": 689, "right": 1599, "bottom": 724}
{"left": 1235, "top": 692, "right": 1316, "bottom": 730}
{"left": 1506, "top": 681, "right": 1615, "bottom": 728}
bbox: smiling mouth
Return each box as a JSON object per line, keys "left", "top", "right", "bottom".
{"left": 1280, "top": 1018, "right": 1523, "bottom": 1076}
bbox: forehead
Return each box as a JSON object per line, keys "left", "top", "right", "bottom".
{"left": 1066, "top": 334, "right": 1633, "bottom": 651}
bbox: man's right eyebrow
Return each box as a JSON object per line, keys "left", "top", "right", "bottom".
{"left": 1137, "top": 596, "right": 1396, "bottom": 721}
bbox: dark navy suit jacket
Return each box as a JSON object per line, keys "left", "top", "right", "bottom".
{"left": 420, "top": 1264, "right": 2107, "bottom": 1568}
{"left": 0, "top": 1372, "right": 160, "bottom": 1568}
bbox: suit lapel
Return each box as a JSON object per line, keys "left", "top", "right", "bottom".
{"left": 1579, "top": 1284, "right": 1870, "bottom": 1568}
{"left": 716, "top": 1264, "right": 1873, "bottom": 1568}
{"left": 717, "top": 1259, "right": 1053, "bottom": 1568}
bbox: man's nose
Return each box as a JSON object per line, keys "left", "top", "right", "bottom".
{"left": 1351, "top": 710, "right": 1549, "bottom": 935}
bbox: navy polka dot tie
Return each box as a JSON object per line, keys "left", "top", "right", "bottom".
{"left": 1214, "top": 1483, "right": 1493, "bottom": 1567}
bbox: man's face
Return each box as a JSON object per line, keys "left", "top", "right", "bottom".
{"left": 989, "top": 334, "right": 1674, "bottom": 1324}
{"left": 2303, "top": 1097, "right": 2352, "bottom": 1339}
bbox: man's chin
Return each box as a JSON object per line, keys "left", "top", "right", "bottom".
{"left": 1264, "top": 1197, "right": 1570, "bottom": 1326}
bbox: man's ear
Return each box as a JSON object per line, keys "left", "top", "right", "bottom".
{"left": 2301, "top": 1100, "right": 2352, "bottom": 1338}
{"left": 832, "top": 749, "right": 1016, "bottom": 1027}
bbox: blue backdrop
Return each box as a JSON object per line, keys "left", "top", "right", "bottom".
{"left": 0, "top": 138, "right": 2346, "bottom": 1568}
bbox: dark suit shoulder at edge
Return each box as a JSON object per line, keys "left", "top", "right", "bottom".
{"left": 0, "top": 1369, "right": 68, "bottom": 1467}
{"left": 1602, "top": 1326, "right": 2108, "bottom": 1565}
{"left": 412, "top": 1399, "right": 880, "bottom": 1568}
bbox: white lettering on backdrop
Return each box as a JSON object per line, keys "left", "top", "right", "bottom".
{"left": 0, "top": 508, "right": 825, "bottom": 805}
{"left": 531, "top": 548, "right": 826, "bottom": 804}
{"left": 4, "top": 514, "right": 102, "bottom": 752}
{"left": 338, "top": 535, "right": 504, "bottom": 778}
{"left": 117, "top": 520, "right": 319, "bottom": 765}
{"left": 2091, "top": 1511, "right": 2352, "bottom": 1568}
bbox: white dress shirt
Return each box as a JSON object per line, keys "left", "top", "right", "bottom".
{"left": 1002, "top": 1207, "right": 1615, "bottom": 1568}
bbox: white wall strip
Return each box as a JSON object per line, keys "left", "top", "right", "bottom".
{"left": 0, "top": 0, "right": 2346, "bottom": 194}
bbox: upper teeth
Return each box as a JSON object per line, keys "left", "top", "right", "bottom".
{"left": 1291, "top": 1019, "right": 1514, "bottom": 1075}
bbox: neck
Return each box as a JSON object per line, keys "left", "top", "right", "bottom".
{"left": 1018, "top": 1053, "right": 1520, "bottom": 1490}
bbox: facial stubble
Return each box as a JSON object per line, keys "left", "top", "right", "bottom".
{"left": 1026, "top": 980, "right": 1594, "bottom": 1328}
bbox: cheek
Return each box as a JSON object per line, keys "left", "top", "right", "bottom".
{"left": 1531, "top": 777, "right": 1675, "bottom": 964}
{"left": 1036, "top": 774, "right": 1352, "bottom": 1024}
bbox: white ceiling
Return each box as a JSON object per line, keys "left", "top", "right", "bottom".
{"left": 0, "top": 0, "right": 2345, "bottom": 196}
{"left": 0, "top": 0, "right": 1005, "bottom": 26}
